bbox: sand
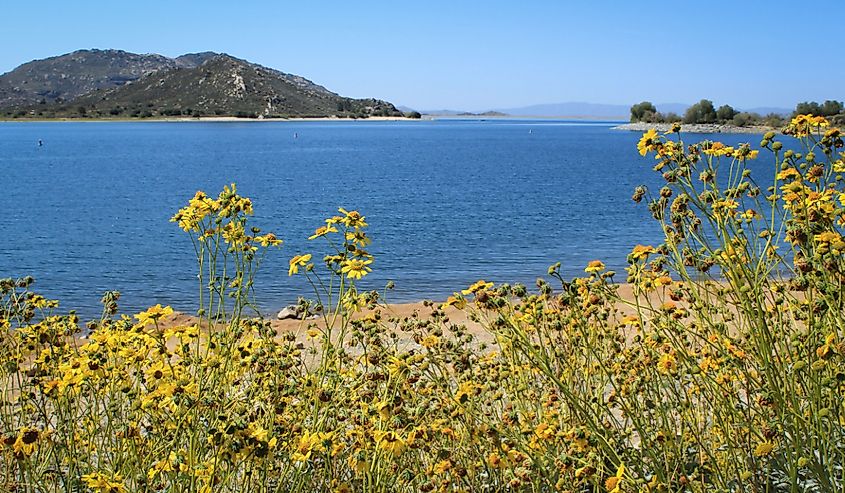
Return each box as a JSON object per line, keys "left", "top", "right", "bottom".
{"left": 149, "top": 282, "right": 651, "bottom": 348}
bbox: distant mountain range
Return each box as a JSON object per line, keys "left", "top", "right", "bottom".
{"left": 0, "top": 49, "right": 403, "bottom": 119}
{"left": 413, "top": 102, "right": 793, "bottom": 119}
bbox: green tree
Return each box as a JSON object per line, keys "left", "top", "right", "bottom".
{"left": 820, "top": 100, "right": 843, "bottom": 116}
{"left": 683, "top": 99, "right": 717, "bottom": 124}
{"left": 732, "top": 112, "right": 756, "bottom": 127}
{"left": 763, "top": 113, "right": 785, "bottom": 127}
{"left": 792, "top": 100, "right": 842, "bottom": 117}
{"left": 630, "top": 101, "right": 657, "bottom": 122}
{"left": 663, "top": 112, "right": 681, "bottom": 123}
{"left": 716, "top": 104, "right": 737, "bottom": 122}
{"left": 795, "top": 101, "right": 822, "bottom": 116}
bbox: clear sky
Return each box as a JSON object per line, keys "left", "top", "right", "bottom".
{"left": 2, "top": 1, "right": 842, "bottom": 111}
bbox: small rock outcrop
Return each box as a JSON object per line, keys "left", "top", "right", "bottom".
{"left": 276, "top": 305, "right": 300, "bottom": 320}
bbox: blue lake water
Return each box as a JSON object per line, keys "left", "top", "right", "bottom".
{"left": 0, "top": 120, "right": 780, "bottom": 318}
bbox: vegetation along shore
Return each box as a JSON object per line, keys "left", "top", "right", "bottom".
{"left": 617, "top": 98, "right": 844, "bottom": 134}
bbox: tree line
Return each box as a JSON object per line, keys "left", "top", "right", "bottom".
{"left": 630, "top": 99, "right": 844, "bottom": 127}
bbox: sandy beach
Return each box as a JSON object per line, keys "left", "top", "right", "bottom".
{"left": 150, "top": 282, "right": 651, "bottom": 348}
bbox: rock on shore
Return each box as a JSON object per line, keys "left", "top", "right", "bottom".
{"left": 613, "top": 122, "right": 776, "bottom": 135}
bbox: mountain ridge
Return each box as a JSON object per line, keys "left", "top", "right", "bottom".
{"left": 0, "top": 49, "right": 403, "bottom": 119}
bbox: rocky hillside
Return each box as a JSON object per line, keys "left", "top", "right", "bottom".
{"left": 0, "top": 50, "right": 402, "bottom": 119}
{"left": 0, "top": 49, "right": 210, "bottom": 108}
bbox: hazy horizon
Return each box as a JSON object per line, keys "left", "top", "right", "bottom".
{"left": 2, "top": 1, "right": 843, "bottom": 112}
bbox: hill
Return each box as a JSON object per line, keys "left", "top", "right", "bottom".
{"left": 0, "top": 50, "right": 402, "bottom": 119}
{"left": 0, "top": 49, "right": 189, "bottom": 108}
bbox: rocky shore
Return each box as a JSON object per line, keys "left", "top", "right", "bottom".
{"left": 613, "top": 122, "right": 776, "bottom": 134}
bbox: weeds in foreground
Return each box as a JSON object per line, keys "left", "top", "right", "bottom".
{"left": 1, "top": 115, "right": 843, "bottom": 492}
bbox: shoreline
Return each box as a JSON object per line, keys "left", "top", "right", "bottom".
{"left": 154, "top": 283, "right": 647, "bottom": 341}
{"left": 426, "top": 114, "right": 624, "bottom": 121}
{"left": 0, "top": 115, "right": 420, "bottom": 123}
{"left": 612, "top": 121, "right": 777, "bottom": 134}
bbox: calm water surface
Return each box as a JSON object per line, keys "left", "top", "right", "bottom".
{"left": 0, "top": 120, "right": 778, "bottom": 317}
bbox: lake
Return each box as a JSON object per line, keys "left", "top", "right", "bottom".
{"left": 0, "top": 119, "right": 778, "bottom": 318}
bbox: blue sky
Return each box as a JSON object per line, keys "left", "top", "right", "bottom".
{"left": 2, "top": 1, "right": 842, "bottom": 111}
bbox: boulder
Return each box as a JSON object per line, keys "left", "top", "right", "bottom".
{"left": 276, "top": 305, "right": 299, "bottom": 320}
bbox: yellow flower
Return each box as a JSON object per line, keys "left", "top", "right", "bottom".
{"left": 348, "top": 454, "right": 368, "bottom": 474}
{"left": 340, "top": 258, "right": 373, "bottom": 279}
{"left": 170, "top": 191, "right": 218, "bottom": 232}
{"left": 189, "top": 191, "right": 217, "bottom": 216}
{"left": 732, "top": 147, "right": 759, "bottom": 160}
{"left": 654, "top": 275, "right": 673, "bottom": 287}
{"left": 534, "top": 422, "right": 555, "bottom": 441}
{"left": 788, "top": 114, "right": 828, "bottom": 137}
{"left": 637, "top": 128, "right": 659, "bottom": 156}
{"left": 163, "top": 324, "right": 199, "bottom": 341}
{"left": 817, "top": 333, "right": 837, "bottom": 359}
{"left": 248, "top": 424, "right": 272, "bottom": 444}
{"left": 487, "top": 452, "right": 505, "bottom": 469}
{"left": 12, "top": 427, "right": 40, "bottom": 457}
{"left": 147, "top": 451, "right": 178, "bottom": 479}
{"left": 815, "top": 231, "right": 842, "bottom": 244}
{"left": 345, "top": 230, "right": 372, "bottom": 246}
{"left": 135, "top": 304, "right": 174, "bottom": 326}
{"left": 256, "top": 233, "right": 283, "bottom": 247}
{"left": 605, "top": 464, "right": 625, "bottom": 493}
{"left": 702, "top": 141, "right": 735, "bottom": 157}
{"left": 288, "top": 254, "right": 313, "bottom": 276}
{"left": 215, "top": 183, "right": 253, "bottom": 217}
{"left": 374, "top": 399, "right": 391, "bottom": 420}
{"left": 221, "top": 221, "right": 246, "bottom": 245}
{"left": 375, "top": 430, "right": 406, "bottom": 457}
{"left": 292, "top": 430, "right": 333, "bottom": 461}
{"left": 754, "top": 441, "right": 775, "bottom": 457}
{"left": 584, "top": 260, "right": 606, "bottom": 273}
{"left": 776, "top": 167, "right": 801, "bottom": 181}
{"left": 630, "top": 244, "right": 656, "bottom": 262}
{"left": 432, "top": 459, "right": 452, "bottom": 475}
{"left": 712, "top": 199, "right": 739, "bottom": 219}
{"left": 657, "top": 352, "right": 678, "bottom": 375}
{"left": 455, "top": 381, "right": 477, "bottom": 405}
{"left": 420, "top": 334, "right": 440, "bottom": 348}
{"left": 740, "top": 209, "right": 761, "bottom": 221}
{"left": 338, "top": 207, "right": 368, "bottom": 228}
{"left": 461, "top": 279, "right": 493, "bottom": 295}
{"left": 81, "top": 472, "right": 127, "bottom": 493}
{"left": 308, "top": 225, "right": 338, "bottom": 240}
{"left": 443, "top": 293, "right": 467, "bottom": 309}
{"left": 334, "top": 483, "right": 352, "bottom": 493}
{"left": 42, "top": 379, "right": 61, "bottom": 396}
